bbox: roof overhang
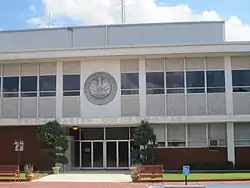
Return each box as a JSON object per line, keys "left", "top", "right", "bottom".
{"left": 0, "top": 42, "right": 250, "bottom": 62}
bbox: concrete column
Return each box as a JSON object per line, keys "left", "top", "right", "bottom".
{"left": 227, "top": 122, "right": 235, "bottom": 164}
{"left": 80, "top": 60, "right": 85, "bottom": 118}
{"left": 56, "top": 61, "right": 63, "bottom": 119}
{"left": 224, "top": 56, "right": 235, "bottom": 164}
{"left": 139, "top": 58, "right": 146, "bottom": 117}
{"left": 225, "top": 56, "right": 234, "bottom": 115}
{"left": 65, "top": 136, "right": 73, "bottom": 172}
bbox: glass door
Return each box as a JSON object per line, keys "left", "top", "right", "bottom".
{"left": 106, "top": 141, "right": 117, "bottom": 167}
{"left": 118, "top": 141, "right": 129, "bottom": 167}
{"left": 93, "top": 142, "right": 103, "bottom": 168}
{"left": 81, "top": 142, "right": 91, "bottom": 167}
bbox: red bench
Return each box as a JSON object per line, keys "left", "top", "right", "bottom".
{"left": 138, "top": 165, "right": 164, "bottom": 182}
{"left": 0, "top": 165, "right": 20, "bottom": 181}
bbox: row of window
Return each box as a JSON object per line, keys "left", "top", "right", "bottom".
{"left": 121, "top": 71, "right": 225, "bottom": 94}
{"left": 122, "top": 69, "right": 250, "bottom": 95}
{"left": 1, "top": 70, "right": 250, "bottom": 98}
{"left": 0, "top": 75, "right": 80, "bottom": 98}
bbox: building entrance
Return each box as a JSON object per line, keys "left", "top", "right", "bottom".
{"left": 70, "top": 127, "right": 135, "bottom": 169}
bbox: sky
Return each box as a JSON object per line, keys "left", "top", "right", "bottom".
{"left": 0, "top": 0, "right": 250, "bottom": 41}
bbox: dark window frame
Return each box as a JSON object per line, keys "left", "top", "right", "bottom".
{"left": 63, "top": 74, "right": 80, "bottom": 96}
{"left": 186, "top": 71, "right": 205, "bottom": 94}
{"left": 146, "top": 72, "right": 165, "bottom": 95}
{"left": 166, "top": 71, "right": 185, "bottom": 94}
{"left": 20, "top": 76, "right": 38, "bottom": 97}
{"left": 3, "top": 76, "right": 19, "bottom": 98}
{"left": 39, "top": 75, "right": 56, "bottom": 97}
{"left": 232, "top": 69, "right": 250, "bottom": 93}
{"left": 206, "top": 70, "right": 225, "bottom": 93}
{"left": 121, "top": 73, "right": 139, "bottom": 95}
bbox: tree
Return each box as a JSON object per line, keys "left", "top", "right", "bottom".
{"left": 37, "top": 120, "right": 69, "bottom": 167}
{"left": 132, "top": 120, "right": 157, "bottom": 165}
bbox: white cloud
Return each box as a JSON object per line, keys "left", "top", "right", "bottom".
{"left": 28, "top": 0, "right": 250, "bottom": 41}
{"left": 26, "top": 17, "right": 57, "bottom": 28}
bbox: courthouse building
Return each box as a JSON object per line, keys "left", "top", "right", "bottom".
{"left": 0, "top": 21, "right": 250, "bottom": 170}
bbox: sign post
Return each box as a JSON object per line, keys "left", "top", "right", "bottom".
{"left": 14, "top": 140, "right": 24, "bottom": 167}
{"left": 182, "top": 165, "right": 190, "bottom": 185}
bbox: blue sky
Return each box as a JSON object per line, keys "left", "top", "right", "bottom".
{"left": 0, "top": 0, "right": 250, "bottom": 31}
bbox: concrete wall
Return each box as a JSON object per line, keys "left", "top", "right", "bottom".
{"left": 0, "top": 21, "right": 225, "bottom": 52}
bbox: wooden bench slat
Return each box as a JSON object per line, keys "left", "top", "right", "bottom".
{"left": 137, "top": 165, "right": 164, "bottom": 182}
{"left": 0, "top": 165, "right": 20, "bottom": 181}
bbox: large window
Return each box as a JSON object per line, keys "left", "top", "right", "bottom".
{"left": 166, "top": 72, "right": 184, "bottom": 94}
{"left": 39, "top": 75, "right": 56, "bottom": 97}
{"left": 206, "top": 71, "right": 225, "bottom": 93}
{"left": 63, "top": 75, "right": 80, "bottom": 96}
{"left": 232, "top": 70, "right": 250, "bottom": 92}
{"left": 3, "top": 77, "right": 19, "bottom": 98}
{"left": 146, "top": 72, "right": 164, "bottom": 94}
{"left": 121, "top": 73, "right": 139, "bottom": 95}
{"left": 21, "top": 76, "right": 37, "bottom": 97}
{"left": 186, "top": 71, "right": 205, "bottom": 93}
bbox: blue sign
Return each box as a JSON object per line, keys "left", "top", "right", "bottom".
{"left": 182, "top": 165, "right": 190, "bottom": 176}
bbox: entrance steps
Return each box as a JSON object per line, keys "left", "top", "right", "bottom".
{"left": 34, "top": 170, "right": 132, "bottom": 182}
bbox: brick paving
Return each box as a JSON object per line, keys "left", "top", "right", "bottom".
{"left": 0, "top": 181, "right": 250, "bottom": 188}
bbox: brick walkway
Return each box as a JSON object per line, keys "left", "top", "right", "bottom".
{"left": 0, "top": 181, "right": 250, "bottom": 188}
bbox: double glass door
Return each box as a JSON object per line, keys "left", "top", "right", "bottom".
{"left": 81, "top": 141, "right": 129, "bottom": 168}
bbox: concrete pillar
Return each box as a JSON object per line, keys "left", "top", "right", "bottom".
{"left": 56, "top": 61, "right": 63, "bottom": 119}
{"left": 65, "top": 136, "right": 73, "bottom": 172}
{"left": 226, "top": 122, "right": 235, "bottom": 164}
{"left": 224, "top": 56, "right": 235, "bottom": 164}
{"left": 80, "top": 60, "right": 85, "bottom": 118}
{"left": 139, "top": 58, "right": 146, "bottom": 117}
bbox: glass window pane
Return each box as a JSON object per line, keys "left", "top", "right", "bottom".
{"left": 121, "top": 90, "right": 139, "bottom": 95}
{"left": 186, "top": 71, "right": 204, "bottom": 87}
{"left": 146, "top": 89, "right": 164, "bottom": 94}
{"left": 207, "top": 88, "right": 225, "bottom": 93}
{"left": 63, "top": 75, "right": 80, "bottom": 91}
{"left": 21, "top": 76, "right": 37, "bottom": 92}
{"left": 106, "top": 127, "right": 129, "bottom": 140}
{"left": 39, "top": 75, "right": 56, "bottom": 91}
{"left": 206, "top": 71, "right": 225, "bottom": 87}
{"left": 81, "top": 128, "right": 104, "bottom": 140}
{"left": 121, "top": 73, "right": 139, "bottom": 89}
{"left": 166, "top": 72, "right": 184, "bottom": 88}
{"left": 187, "top": 88, "right": 205, "bottom": 93}
{"left": 232, "top": 70, "right": 250, "bottom": 86}
{"left": 167, "top": 89, "right": 184, "bottom": 94}
{"left": 63, "top": 91, "right": 80, "bottom": 96}
{"left": 3, "top": 77, "right": 19, "bottom": 92}
{"left": 233, "top": 87, "right": 250, "bottom": 92}
{"left": 146, "top": 72, "right": 164, "bottom": 89}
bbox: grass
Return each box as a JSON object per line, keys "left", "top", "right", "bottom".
{"left": 0, "top": 172, "right": 48, "bottom": 181}
{"left": 141, "top": 173, "right": 250, "bottom": 181}
{"left": 163, "top": 173, "right": 250, "bottom": 180}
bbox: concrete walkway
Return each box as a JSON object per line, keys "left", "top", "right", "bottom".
{"left": 34, "top": 170, "right": 132, "bottom": 183}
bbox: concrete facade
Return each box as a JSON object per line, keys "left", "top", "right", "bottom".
{"left": 0, "top": 21, "right": 250, "bottom": 170}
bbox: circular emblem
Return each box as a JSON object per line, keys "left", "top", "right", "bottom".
{"left": 84, "top": 72, "right": 117, "bottom": 105}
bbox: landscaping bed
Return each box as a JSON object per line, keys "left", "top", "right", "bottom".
{"left": 140, "top": 173, "right": 250, "bottom": 182}
{"left": 0, "top": 172, "right": 48, "bottom": 182}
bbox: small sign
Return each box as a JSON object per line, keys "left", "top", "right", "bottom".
{"left": 14, "top": 140, "right": 24, "bottom": 152}
{"left": 182, "top": 165, "right": 190, "bottom": 176}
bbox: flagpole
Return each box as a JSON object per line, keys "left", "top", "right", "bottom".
{"left": 121, "top": 0, "right": 125, "bottom": 24}
{"left": 48, "top": 12, "right": 51, "bottom": 28}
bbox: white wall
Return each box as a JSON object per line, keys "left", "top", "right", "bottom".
{"left": 81, "top": 60, "right": 121, "bottom": 118}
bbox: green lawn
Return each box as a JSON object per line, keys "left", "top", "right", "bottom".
{"left": 142, "top": 173, "right": 250, "bottom": 181}
{"left": 0, "top": 173, "right": 47, "bottom": 181}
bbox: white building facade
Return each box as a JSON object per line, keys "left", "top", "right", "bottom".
{"left": 0, "top": 21, "right": 250, "bottom": 170}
